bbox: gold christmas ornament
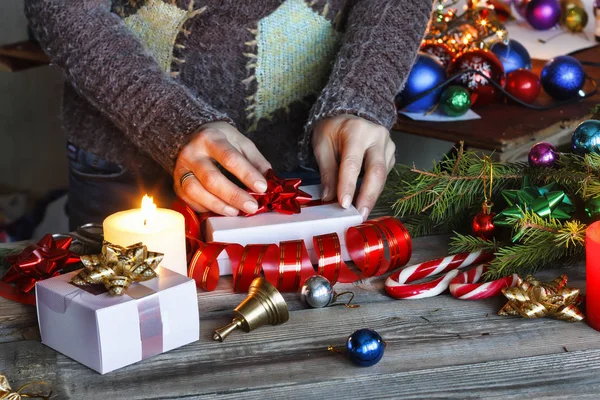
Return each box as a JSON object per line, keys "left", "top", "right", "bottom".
{"left": 213, "top": 277, "right": 289, "bottom": 342}
{"left": 498, "top": 274, "right": 584, "bottom": 322}
{"left": 563, "top": 6, "right": 588, "bottom": 32}
{"left": 71, "top": 241, "right": 163, "bottom": 296}
{"left": 560, "top": 0, "right": 584, "bottom": 13}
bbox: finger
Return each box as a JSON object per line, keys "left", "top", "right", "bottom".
{"left": 176, "top": 172, "right": 239, "bottom": 216}
{"left": 207, "top": 139, "right": 268, "bottom": 193}
{"left": 385, "top": 140, "right": 396, "bottom": 171}
{"left": 313, "top": 139, "right": 339, "bottom": 201}
{"left": 192, "top": 158, "right": 259, "bottom": 215}
{"left": 337, "top": 139, "right": 366, "bottom": 209}
{"left": 239, "top": 138, "right": 272, "bottom": 176}
{"left": 356, "top": 147, "right": 388, "bottom": 220}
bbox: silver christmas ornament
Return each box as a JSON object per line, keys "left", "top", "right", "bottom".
{"left": 300, "top": 276, "right": 334, "bottom": 308}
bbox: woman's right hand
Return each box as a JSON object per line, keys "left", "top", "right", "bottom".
{"left": 174, "top": 122, "right": 272, "bottom": 216}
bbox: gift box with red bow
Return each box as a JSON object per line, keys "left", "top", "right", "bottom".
{"left": 205, "top": 184, "right": 363, "bottom": 275}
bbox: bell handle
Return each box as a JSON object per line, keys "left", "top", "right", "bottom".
{"left": 213, "top": 319, "right": 242, "bottom": 342}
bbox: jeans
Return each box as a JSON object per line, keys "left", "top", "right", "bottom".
{"left": 67, "top": 144, "right": 321, "bottom": 231}
{"left": 67, "top": 144, "right": 173, "bottom": 231}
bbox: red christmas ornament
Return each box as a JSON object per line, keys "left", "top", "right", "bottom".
{"left": 505, "top": 69, "right": 541, "bottom": 104}
{"left": 451, "top": 49, "right": 506, "bottom": 107}
{"left": 472, "top": 209, "right": 497, "bottom": 240}
{"left": 420, "top": 42, "right": 454, "bottom": 70}
{"left": 488, "top": 0, "right": 513, "bottom": 21}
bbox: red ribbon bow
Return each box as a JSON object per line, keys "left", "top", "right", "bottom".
{"left": 0, "top": 234, "right": 80, "bottom": 305}
{"left": 243, "top": 169, "right": 313, "bottom": 216}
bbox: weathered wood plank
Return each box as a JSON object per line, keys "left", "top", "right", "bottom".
{"left": 0, "top": 274, "right": 594, "bottom": 399}
{"left": 0, "top": 234, "right": 594, "bottom": 399}
{"left": 199, "top": 349, "right": 600, "bottom": 400}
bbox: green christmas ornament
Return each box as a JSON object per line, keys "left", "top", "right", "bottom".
{"left": 494, "top": 177, "right": 575, "bottom": 229}
{"left": 585, "top": 198, "right": 600, "bottom": 221}
{"left": 439, "top": 85, "right": 471, "bottom": 117}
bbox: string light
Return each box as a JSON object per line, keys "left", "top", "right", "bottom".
{"left": 423, "top": 0, "right": 507, "bottom": 55}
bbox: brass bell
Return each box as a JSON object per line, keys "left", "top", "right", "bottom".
{"left": 213, "top": 277, "right": 289, "bottom": 342}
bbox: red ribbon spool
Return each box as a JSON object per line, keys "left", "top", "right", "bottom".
{"left": 173, "top": 199, "right": 413, "bottom": 293}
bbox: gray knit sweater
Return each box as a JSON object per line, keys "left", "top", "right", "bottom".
{"left": 25, "top": 0, "right": 432, "bottom": 176}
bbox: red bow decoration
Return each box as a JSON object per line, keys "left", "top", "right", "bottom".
{"left": 0, "top": 234, "right": 80, "bottom": 305}
{"left": 243, "top": 169, "right": 313, "bottom": 216}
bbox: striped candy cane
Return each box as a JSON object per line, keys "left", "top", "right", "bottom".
{"left": 449, "top": 265, "right": 519, "bottom": 300}
{"left": 384, "top": 251, "right": 494, "bottom": 299}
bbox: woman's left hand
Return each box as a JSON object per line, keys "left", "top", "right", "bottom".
{"left": 312, "top": 115, "right": 396, "bottom": 221}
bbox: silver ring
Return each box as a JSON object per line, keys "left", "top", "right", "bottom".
{"left": 180, "top": 171, "right": 196, "bottom": 187}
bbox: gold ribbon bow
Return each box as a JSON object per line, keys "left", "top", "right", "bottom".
{"left": 498, "top": 274, "right": 584, "bottom": 322}
{"left": 71, "top": 241, "right": 163, "bottom": 296}
{"left": 0, "top": 374, "right": 52, "bottom": 400}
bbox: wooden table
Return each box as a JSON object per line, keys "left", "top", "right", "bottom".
{"left": 1, "top": 222, "right": 598, "bottom": 398}
{"left": 395, "top": 45, "right": 600, "bottom": 162}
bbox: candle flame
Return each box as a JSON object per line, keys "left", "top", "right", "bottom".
{"left": 141, "top": 194, "right": 157, "bottom": 226}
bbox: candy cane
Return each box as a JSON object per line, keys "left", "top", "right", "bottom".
{"left": 449, "top": 265, "right": 519, "bottom": 300}
{"left": 384, "top": 251, "right": 493, "bottom": 299}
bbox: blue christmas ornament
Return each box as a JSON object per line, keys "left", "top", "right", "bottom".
{"left": 397, "top": 53, "right": 446, "bottom": 113}
{"left": 572, "top": 120, "right": 600, "bottom": 155}
{"left": 345, "top": 329, "right": 385, "bottom": 367}
{"left": 490, "top": 40, "right": 532, "bottom": 74}
{"left": 540, "top": 56, "right": 586, "bottom": 100}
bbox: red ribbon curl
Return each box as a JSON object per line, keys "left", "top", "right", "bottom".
{"left": 0, "top": 234, "right": 80, "bottom": 305}
{"left": 172, "top": 198, "right": 412, "bottom": 293}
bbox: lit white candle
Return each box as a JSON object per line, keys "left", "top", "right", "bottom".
{"left": 103, "top": 195, "right": 187, "bottom": 276}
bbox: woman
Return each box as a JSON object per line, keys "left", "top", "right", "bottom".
{"left": 25, "top": 0, "right": 432, "bottom": 229}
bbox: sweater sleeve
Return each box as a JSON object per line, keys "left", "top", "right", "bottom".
{"left": 304, "top": 0, "right": 433, "bottom": 134}
{"left": 25, "top": 0, "right": 232, "bottom": 173}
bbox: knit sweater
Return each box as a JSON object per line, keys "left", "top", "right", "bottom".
{"left": 25, "top": 0, "right": 433, "bottom": 177}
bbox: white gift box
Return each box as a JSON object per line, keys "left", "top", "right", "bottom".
{"left": 205, "top": 185, "right": 363, "bottom": 275}
{"left": 36, "top": 267, "right": 199, "bottom": 374}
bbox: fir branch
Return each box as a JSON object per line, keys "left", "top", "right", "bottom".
{"left": 0, "top": 246, "right": 25, "bottom": 273}
{"left": 388, "top": 142, "right": 524, "bottom": 226}
{"left": 448, "top": 232, "right": 497, "bottom": 254}
{"left": 484, "top": 213, "right": 587, "bottom": 278}
{"left": 526, "top": 152, "right": 600, "bottom": 199}
{"left": 402, "top": 214, "right": 436, "bottom": 238}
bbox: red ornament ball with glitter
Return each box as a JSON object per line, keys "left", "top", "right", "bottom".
{"left": 420, "top": 42, "right": 454, "bottom": 70}
{"left": 505, "top": 69, "right": 541, "bottom": 104}
{"left": 451, "top": 49, "right": 506, "bottom": 107}
{"left": 472, "top": 211, "right": 497, "bottom": 240}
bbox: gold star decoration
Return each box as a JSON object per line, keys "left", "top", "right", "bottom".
{"left": 71, "top": 241, "right": 163, "bottom": 296}
{"left": 498, "top": 274, "right": 584, "bottom": 322}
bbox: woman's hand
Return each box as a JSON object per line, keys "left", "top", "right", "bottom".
{"left": 174, "top": 122, "right": 272, "bottom": 216}
{"left": 312, "top": 115, "right": 396, "bottom": 220}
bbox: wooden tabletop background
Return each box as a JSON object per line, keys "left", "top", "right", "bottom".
{"left": 1, "top": 201, "right": 599, "bottom": 399}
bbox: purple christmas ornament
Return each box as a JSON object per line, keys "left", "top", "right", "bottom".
{"left": 525, "top": 0, "right": 561, "bottom": 30}
{"left": 528, "top": 142, "right": 558, "bottom": 168}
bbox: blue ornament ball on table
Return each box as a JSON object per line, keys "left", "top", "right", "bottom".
{"left": 572, "top": 120, "right": 600, "bottom": 155}
{"left": 540, "top": 56, "right": 586, "bottom": 100}
{"left": 397, "top": 53, "right": 446, "bottom": 113}
{"left": 346, "top": 328, "right": 385, "bottom": 367}
{"left": 490, "top": 40, "right": 532, "bottom": 74}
